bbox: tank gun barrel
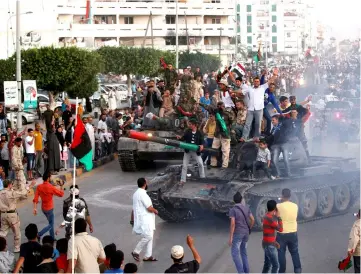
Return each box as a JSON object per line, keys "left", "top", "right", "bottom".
{"left": 128, "top": 130, "right": 219, "bottom": 154}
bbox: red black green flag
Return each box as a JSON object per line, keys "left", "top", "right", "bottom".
{"left": 254, "top": 46, "right": 262, "bottom": 63}
{"left": 70, "top": 115, "right": 93, "bottom": 171}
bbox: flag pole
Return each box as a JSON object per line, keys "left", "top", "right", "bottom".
{"left": 71, "top": 97, "right": 78, "bottom": 274}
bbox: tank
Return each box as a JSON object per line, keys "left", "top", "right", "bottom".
{"left": 117, "top": 76, "right": 205, "bottom": 172}
{"left": 145, "top": 138, "right": 360, "bottom": 228}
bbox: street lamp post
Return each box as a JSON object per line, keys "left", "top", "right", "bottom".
{"left": 7, "top": 11, "right": 33, "bottom": 58}
{"left": 16, "top": 0, "right": 23, "bottom": 131}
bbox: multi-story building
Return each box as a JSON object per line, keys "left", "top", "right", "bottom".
{"left": 0, "top": 0, "right": 237, "bottom": 65}
{"left": 238, "top": 0, "right": 316, "bottom": 57}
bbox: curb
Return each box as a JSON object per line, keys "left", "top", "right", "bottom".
{"left": 27, "top": 153, "right": 118, "bottom": 198}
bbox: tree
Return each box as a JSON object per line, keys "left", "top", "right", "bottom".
{"left": 0, "top": 58, "right": 16, "bottom": 101}
{"left": 97, "top": 46, "right": 175, "bottom": 93}
{"left": 20, "top": 46, "right": 103, "bottom": 108}
{"left": 179, "top": 51, "right": 221, "bottom": 72}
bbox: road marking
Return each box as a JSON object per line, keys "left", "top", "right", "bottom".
{"left": 83, "top": 185, "right": 136, "bottom": 211}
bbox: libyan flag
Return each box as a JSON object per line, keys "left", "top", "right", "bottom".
{"left": 70, "top": 115, "right": 93, "bottom": 171}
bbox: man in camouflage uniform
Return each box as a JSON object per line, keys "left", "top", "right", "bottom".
{"left": 11, "top": 138, "right": 26, "bottom": 191}
{"left": 164, "top": 64, "right": 178, "bottom": 95}
{"left": 210, "top": 101, "right": 235, "bottom": 169}
{"left": 0, "top": 179, "right": 34, "bottom": 252}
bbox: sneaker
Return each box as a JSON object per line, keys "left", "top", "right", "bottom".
{"left": 270, "top": 175, "right": 276, "bottom": 180}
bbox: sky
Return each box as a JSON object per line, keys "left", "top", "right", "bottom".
{"left": 312, "top": 0, "right": 361, "bottom": 39}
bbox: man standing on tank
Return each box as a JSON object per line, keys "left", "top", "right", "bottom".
{"left": 228, "top": 192, "right": 255, "bottom": 273}
{"left": 176, "top": 119, "right": 205, "bottom": 187}
{"left": 276, "top": 188, "right": 302, "bottom": 273}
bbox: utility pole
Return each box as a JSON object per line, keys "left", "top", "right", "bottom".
{"left": 234, "top": 0, "right": 238, "bottom": 61}
{"left": 175, "top": 0, "right": 179, "bottom": 69}
{"left": 150, "top": 11, "right": 154, "bottom": 49}
{"left": 16, "top": 0, "right": 22, "bottom": 131}
{"left": 219, "top": 28, "right": 222, "bottom": 61}
{"left": 142, "top": 12, "right": 151, "bottom": 47}
{"left": 185, "top": 11, "right": 189, "bottom": 51}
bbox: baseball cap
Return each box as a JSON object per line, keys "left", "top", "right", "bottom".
{"left": 171, "top": 245, "right": 184, "bottom": 259}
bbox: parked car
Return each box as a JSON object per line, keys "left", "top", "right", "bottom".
{"left": 7, "top": 111, "right": 36, "bottom": 126}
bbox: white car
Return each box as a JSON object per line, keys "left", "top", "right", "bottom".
{"left": 38, "top": 94, "right": 63, "bottom": 113}
{"left": 7, "top": 111, "right": 36, "bottom": 126}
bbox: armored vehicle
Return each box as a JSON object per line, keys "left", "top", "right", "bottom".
{"left": 145, "top": 137, "right": 360, "bottom": 228}
{"left": 118, "top": 76, "right": 206, "bottom": 172}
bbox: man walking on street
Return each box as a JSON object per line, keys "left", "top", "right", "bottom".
{"left": 229, "top": 192, "right": 255, "bottom": 273}
{"left": 25, "top": 129, "right": 35, "bottom": 180}
{"left": 0, "top": 179, "right": 35, "bottom": 252}
{"left": 11, "top": 137, "right": 26, "bottom": 191}
{"left": 33, "top": 171, "right": 64, "bottom": 239}
{"left": 34, "top": 123, "right": 43, "bottom": 178}
{"left": 165, "top": 235, "right": 202, "bottom": 273}
{"left": 348, "top": 209, "right": 360, "bottom": 273}
{"left": 262, "top": 200, "right": 283, "bottom": 273}
{"left": 131, "top": 178, "right": 158, "bottom": 262}
{"left": 276, "top": 189, "right": 302, "bottom": 273}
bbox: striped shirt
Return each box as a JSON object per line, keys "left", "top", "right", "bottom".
{"left": 262, "top": 213, "right": 283, "bottom": 246}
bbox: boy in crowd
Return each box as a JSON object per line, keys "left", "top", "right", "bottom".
{"left": 252, "top": 140, "right": 275, "bottom": 180}
{"left": 56, "top": 238, "right": 68, "bottom": 273}
{"left": 0, "top": 236, "right": 15, "bottom": 273}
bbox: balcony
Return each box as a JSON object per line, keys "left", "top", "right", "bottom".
{"left": 56, "top": 23, "right": 234, "bottom": 37}
{"left": 56, "top": 0, "right": 235, "bottom": 16}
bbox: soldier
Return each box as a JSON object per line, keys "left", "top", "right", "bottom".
{"left": 11, "top": 138, "right": 26, "bottom": 191}
{"left": 0, "top": 179, "right": 35, "bottom": 252}
{"left": 164, "top": 64, "right": 178, "bottom": 95}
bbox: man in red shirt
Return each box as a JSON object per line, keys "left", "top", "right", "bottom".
{"left": 262, "top": 200, "right": 283, "bottom": 273}
{"left": 33, "top": 171, "right": 64, "bottom": 239}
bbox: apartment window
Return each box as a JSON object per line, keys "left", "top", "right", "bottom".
{"left": 237, "top": 4, "right": 240, "bottom": 12}
{"left": 247, "top": 36, "right": 252, "bottom": 44}
{"left": 272, "top": 24, "right": 277, "bottom": 33}
{"left": 124, "top": 17, "right": 134, "bottom": 24}
{"left": 247, "top": 5, "right": 251, "bottom": 12}
{"left": 247, "top": 26, "right": 252, "bottom": 33}
{"left": 247, "top": 15, "right": 252, "bottom": 24}
{"left": 272, "top": 44, "right": 277, "bottom": 52}
{"left": 165, "top": 15, "right": 175, "bottom": 24}
{"left": 211, "top": 0, "right": 220, "bottom": 2}
{"left": 272, "top": 15, "right": 277, "bottom": 22}
{"left": 286, "top": 32, "right": 291, "bottom": 38}
{"left": 272, "top": 36, "right": 277, "bottom": 43}
{"left": 272, "top": 4, "right": 276, "bottom": 12}
{"left": 211, "top": 18, "right": 221, "bottom": 24}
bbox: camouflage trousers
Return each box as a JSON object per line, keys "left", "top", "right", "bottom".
{"left": 0, "top": 212, "right": 21, "bottom": 251}
{"left": 13, "top": 169, "right": 26, "bottom": 191}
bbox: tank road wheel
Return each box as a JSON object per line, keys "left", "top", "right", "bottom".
{"left": 118, "top": 150, "right": 140, "bottom": 172}
{"left": 254, "top": 197, "right": 269, "bottom": 228}
{"left": 334, "top": 185, "right": 351, "bottom": 213}
{"left": 299, "top": 190, "right": 317, "bottom": 220}
{"left": 317, "top": 187, "right": 334, "bottom": 216}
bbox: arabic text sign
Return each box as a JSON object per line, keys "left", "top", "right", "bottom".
{"left": 3, "top": 81, "right": 19, "bottom": 107}
{"left": 23, "top": 80, "right": 38, "bottom": 110}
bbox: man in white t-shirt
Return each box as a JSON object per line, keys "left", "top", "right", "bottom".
{"left": 25, "top": 128, "right": 35, "bottom": 180}
{"left": 131, "top": 178, "right": 158, "bottom": 262}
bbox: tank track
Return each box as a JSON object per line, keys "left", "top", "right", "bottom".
{"left": 118, "top": 150, "right": 138, "bottom": 172}
{"left": 248, "top": 175, "right": 360, "bottom": 229}
{"left": 148, "top": 190, "right": 198, "bottom": 222}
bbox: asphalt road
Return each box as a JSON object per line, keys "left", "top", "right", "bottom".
{"left": 11, "top": 160, "right": 359, "bottom": 273}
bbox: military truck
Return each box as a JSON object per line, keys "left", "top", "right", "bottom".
{"left": 144, "top": 137, "right": 359, "bottom": 228}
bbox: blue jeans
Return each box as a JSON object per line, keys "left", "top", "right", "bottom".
{"left": 26, "top": 153, "right": 35, "bottom": 171}
{"left": 263, "top": 108, "right": 272, "bottom": 135}
{"left": 234, "top": 124, "right": 244, "bottom": 139}
{"left": 262, "top": 245, "right": 279, "bottom": 273}
{"left": 231, "top": 234, "right": 250, "bottom": 273}
{"left": 271, "top": 144, "right": 291, "bottom": 177}
{"left": 201, "top": 138, "right": 213, "bottom": 165}
{"left": 276, "top": 232, "right": 302, "bottom": 273}
{"left": 39, "top": 209, "right": 55, "bottom": 239}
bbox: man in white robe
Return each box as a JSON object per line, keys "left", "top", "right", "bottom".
{"left": 130, "top": 178, "right": 158, "bottom": 262}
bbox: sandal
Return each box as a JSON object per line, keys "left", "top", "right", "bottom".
{"left": 131, "top": 252, "right": 140, "bottom": 262}
{"left": 143, "top": 256, "right": 158, "bottom": 262}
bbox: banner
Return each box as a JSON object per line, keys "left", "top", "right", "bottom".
{"left": 23, "top": 80, "right": 38, "bottom": 111}
{"left": 3, "top": 81, "right": 19, "bottom": 108}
